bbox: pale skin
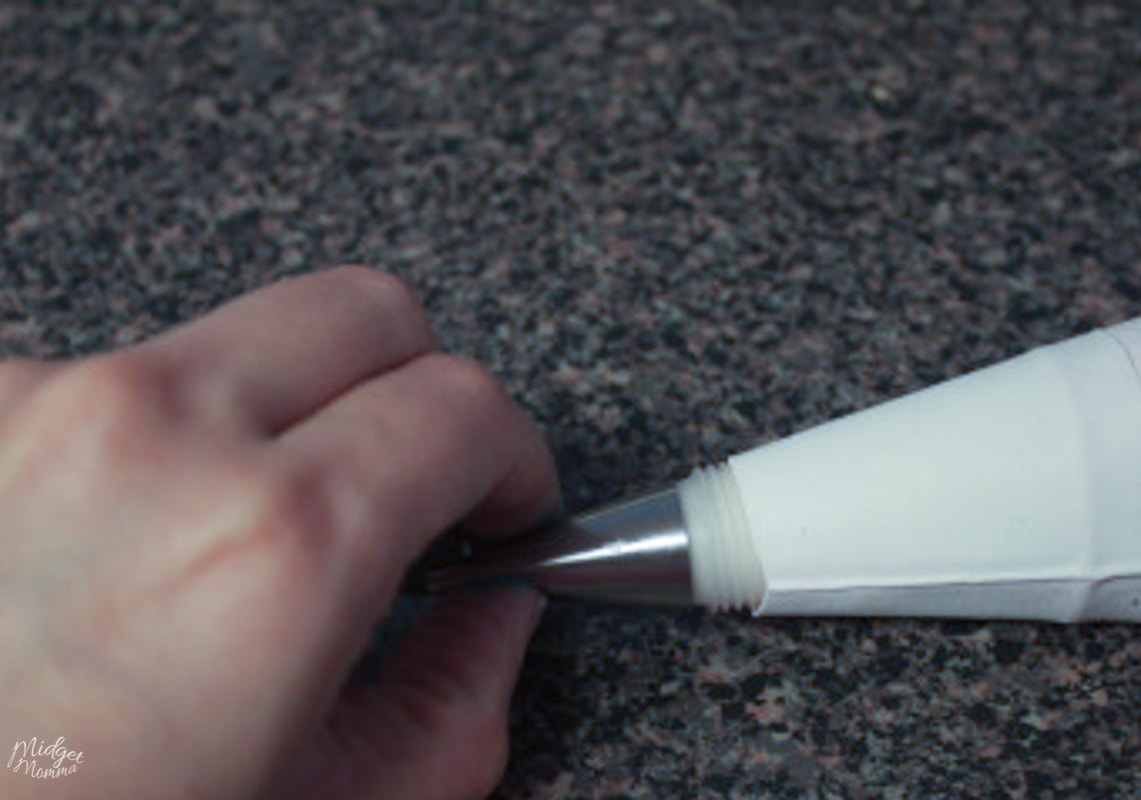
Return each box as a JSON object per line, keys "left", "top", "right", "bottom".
{"left": 0, "top": 266, "right": 560, "bottom": 800}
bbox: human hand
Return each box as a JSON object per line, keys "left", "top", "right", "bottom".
{"left": 0, "top": 267, "right": 559, "bottom": 800}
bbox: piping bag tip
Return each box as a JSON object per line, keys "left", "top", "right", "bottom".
{"left": 421, "top": 488, "right": 695, "bottom": 607}
{"left": 421, "top": 562, "right": 534, "bottom": 594}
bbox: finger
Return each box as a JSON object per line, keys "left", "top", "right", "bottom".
{"left": 283, "top": 587, "right": 545, "bottom": 800}
{"left": 272, "top": 353, "right": 561, "bottom": 608}
{"left": 0, "top": 359, "right": 61, "bottom": 419}
{"left": 133, "top": 266, "right": 436, "bottom": 434}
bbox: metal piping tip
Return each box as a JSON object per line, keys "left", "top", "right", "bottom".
{"left": 424, "top": 489, "right": 693, "bottom": 606}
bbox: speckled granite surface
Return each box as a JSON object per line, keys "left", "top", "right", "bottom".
{"left": 2, "top": 1, "right": 1141, "bottom": 797}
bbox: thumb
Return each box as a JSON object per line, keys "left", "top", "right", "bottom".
{"left": 283, "top": 586, "right": 545, "bottom": 800}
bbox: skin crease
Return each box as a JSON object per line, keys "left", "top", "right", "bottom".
{"left": 0, "top": 266, "right": 560, "bottom": 800}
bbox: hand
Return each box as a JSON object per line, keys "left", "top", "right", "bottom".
{"left": 0, "top": 267, "right": 559, "bottom": 800}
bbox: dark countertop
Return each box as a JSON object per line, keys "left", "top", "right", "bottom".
{"left": 3, "top": 1, "right": 1141, "bottom": 797}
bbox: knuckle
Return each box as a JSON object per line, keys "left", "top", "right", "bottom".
{"left": 328, "top": 266, "right": 435, "bottom": 343}
{"left": 240, "top": 461, "right": 333, "bottom": 544}
{"left": 0, "top": 356, "right": 176, "bottom": 498}
{"left": 52, "top": 354, "right": 174, "bottom": 428}
{"left": 0, "top": 360, "right": 53, "bottom": 415}
{"left": 0, "top": 357, "right": 52, "bottom": 383}
{"left": 333, "top": 266, "right": 420, "bottom": 310}
{"left": 430, "top": 355, "right": 509, "bottom": 411}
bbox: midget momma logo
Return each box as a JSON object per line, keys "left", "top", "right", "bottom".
{"left": 8, "top": 736, "right": 84, "bottom": 780}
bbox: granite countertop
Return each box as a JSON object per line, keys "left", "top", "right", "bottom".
{"left": 3, "top": 1, "right": 1141, "bottom": 797}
